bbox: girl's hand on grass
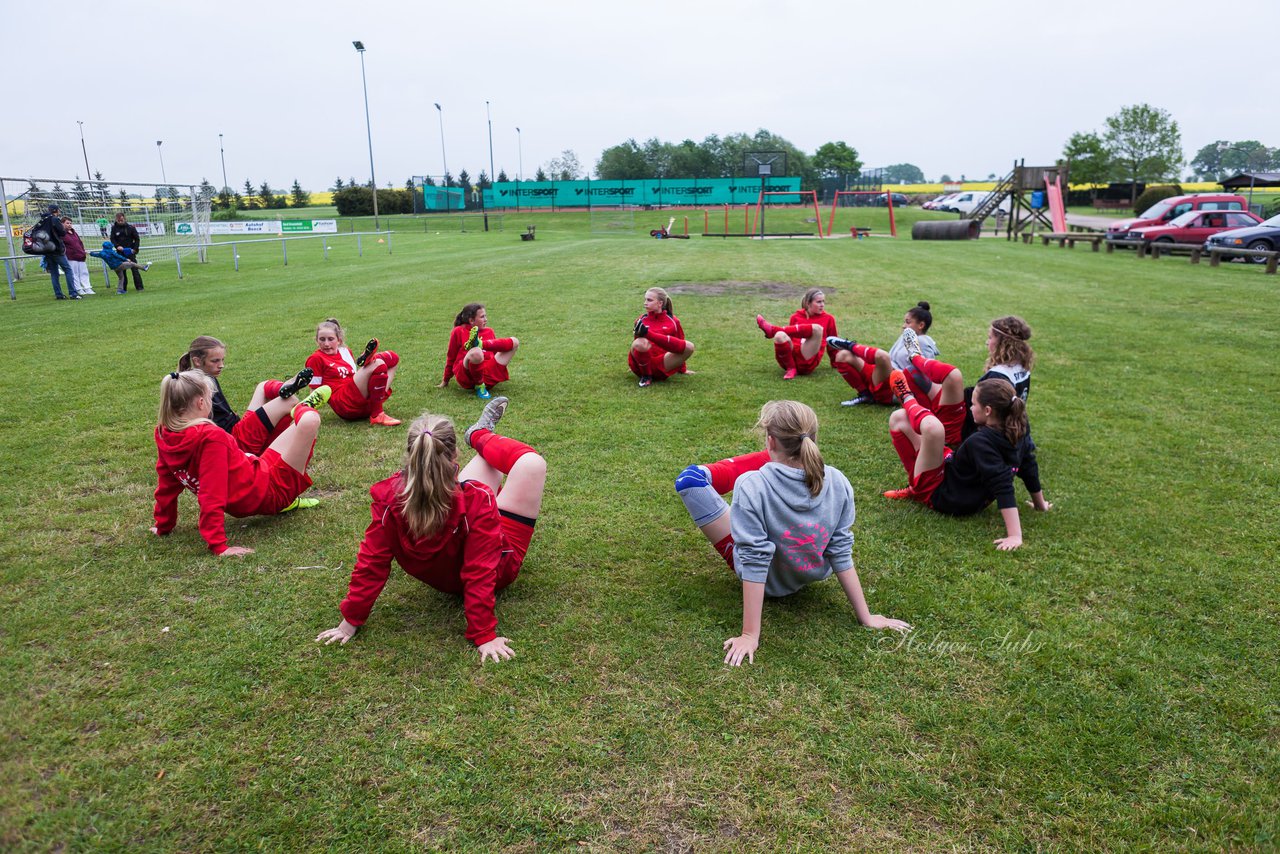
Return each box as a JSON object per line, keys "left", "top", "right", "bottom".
{"left": 435, "top": 380, "right": 448, "bottom": 388}
{"left": 316, "top": 620, "right": 357, "bottom": 645}
{"left": 220, "top": 546, "right": 255, "bottom": 557}
{"left": 1026, "top": 499, "right": 1053, "bottom": 512}
{"left": 723, "top": 634, "right": 758, "bottom": 666}
{"left": 863, "top": 614, "right": 912, "bottom": 633}
{"left": 477, "top": 637, "right": 515, "bottom": 664}
{"left": 994, "top": 536, "right": 1023, "bottom": 551}
{"left": 150, "top": 526, "right": 164, "bottom": 536}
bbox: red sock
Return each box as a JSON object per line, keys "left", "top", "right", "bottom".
{"left": 705, "top": 450, "right": 771, "bottom": 494}
{"left": 774, "top": 341, "right": 796, "bottom": 371}
{"left": 850, "top": 343, "right": 879, "bottom": 362}
{"left": 910, "top": 354, "right": 957, "bottom": 385}
{"left": 901, "top": 395, "right": 934, "bottom": 433}
{"left": 890, "top": 429, "right": 919, "bottom": 480}
{"left": 644, "top": 331, "right": 687, "bottom": 354}
{"left": 483, "top": 337, "right": 515, "bottom": 353}
{"left": 778, "top": 323, "right": 814, "bottom": 338}
{"left": 713, "top": 534, "right": 735, "bottom": 570}
{"left": 470, "top": 430, "right": 535, "bottom": 474}
{"left": 291, "top": 403, "right": 317, "bottom": 426}
{"left": 367, "top": 365, "right": 389, "bottom": 417}
{"left": 835, "top": 361, "right": 869, "bottom": 392}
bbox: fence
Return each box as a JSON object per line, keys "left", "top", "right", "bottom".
{"left": 4, "top": 230, "right": 392, "bottom": 300}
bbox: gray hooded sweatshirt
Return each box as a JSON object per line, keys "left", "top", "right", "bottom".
{"left": 730, "top": 462, "right": 855, "bottom": 597}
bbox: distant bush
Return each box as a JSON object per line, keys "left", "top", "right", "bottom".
{"left": 1133, "top": 185, "right": 1182, "bottom": 216}
{"left": 333, "top": 187, "right": 414, "bottom": 216}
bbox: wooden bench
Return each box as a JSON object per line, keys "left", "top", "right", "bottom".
{"left": 1208, "top": 246, "right": 1279, "bottom": 273}
{"left": 1106, "top": 238, "right": 1149, "bottom": 256}
{"left": 1146, "top": 242, "right": 1204, "bottom": 262}
{"left": 1033, "top": 232, "right": 1105, "bottom": 251}
{"left": 850, "top": 227, "right": 872, "bottom": 239}
{"left": 520, "top": 225, "right": 536, "bottom": 241}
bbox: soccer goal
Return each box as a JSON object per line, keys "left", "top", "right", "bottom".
{"left": 826, "top": 190, "right": 898, "bottom": 238}
{"left": 1, "top": 176, "right": 212, "bottom": 277}
{"left": 752, "top": 190, "right": 824, "bottom": 238}
{"left": 589, "top": 204, "right": 637, "bottom": 236}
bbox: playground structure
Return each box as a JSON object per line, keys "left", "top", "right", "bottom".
{"left": 964, "top": 160, "right": 1070, "bottom": 239}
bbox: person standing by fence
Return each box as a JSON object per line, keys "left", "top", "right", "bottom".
{"left": 110, "top": 212, "right": 145, "bottom": 291}
{"left": 37, "top": 204, "right": 79, "bottom": 300}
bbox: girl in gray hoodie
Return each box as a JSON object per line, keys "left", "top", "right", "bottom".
{"left": 675, "top": 400, "right": 911, "bottom": 665}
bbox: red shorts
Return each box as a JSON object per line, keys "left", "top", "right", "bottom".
{"left": 494, "top": 512, "right": 534, "bottom": 589}
{"left": 628, "top": 347, "right": 679, "bottom": 380}
{"left": 911, "top": 463, "right": 946, "bottom": 506}
{"left": 231, "top": 410, "right": 288, "bottom": 456}
{"left": 228, "top": 449, "right": 312, "bottom": 516}
{"left": 868, "top": 375, "right": 896, "bottom": 405}
{"left": 453, "top": 354, "right": 510, "bottom": 389}
{"left": 329, "top": 381, "right": 372, "bottom": 420}
{"left": 793, "top": 342, "right": 823, "bottom": 375}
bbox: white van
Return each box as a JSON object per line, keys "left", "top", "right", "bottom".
{"left": 948, "top": 191, "right": 1010, "bottom": 216}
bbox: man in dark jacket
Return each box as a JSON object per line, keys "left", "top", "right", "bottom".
{"left": 109, "top": 212, "right": 144, "bottom": 291}
{"left": 38, "top": 204, "right": 79, "bottom": 300}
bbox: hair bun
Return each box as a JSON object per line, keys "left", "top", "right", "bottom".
{"left": 917, "top": 301, "right": 931, "bottom": 311}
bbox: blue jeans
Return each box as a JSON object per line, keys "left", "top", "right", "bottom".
{"left": 46, "top": 253, "right": 76, "bottom": 297}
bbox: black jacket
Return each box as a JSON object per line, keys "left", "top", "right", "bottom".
{"left": 931, "top": 426, "right": 1041, "bottom": 517}
{"left": 209, "top": 377, "right": 240, "bottom": 433}
{"left": 110, "top": 220, "right": 141, "bottom": 253}
{"left": 38, "top": 213, "right": 67, "bottom": 253}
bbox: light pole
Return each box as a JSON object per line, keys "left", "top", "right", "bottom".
{"left": 218, "top": 131, "right": 231, "bottom": 198}
{"left": 434, "top": 103, "right": 448, "bottom": 211}
{"left": 486, "top": 101, "right": 495, "bottom": 200}
{"left": 353, "top": 40, "right": 380, "bottom": 230}
{"left": 1219, "top": 143, "right": 1259, "bottom": 211}
{"left": 516, "top": 126, "right": 523, "bottom": 213}
{"left": 156, "top": 140, "right": 167, "bottom": 187}
{"left": 77, "top": 121, "right": 92, "bottom": 185}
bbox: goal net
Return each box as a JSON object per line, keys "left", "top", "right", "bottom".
{"left": 752, "top": 190, "right": 824, "bottom": 238}
{"left": 2, "top": 176, "right": 212, "bottom": 276}
{"left": 411, "top": 177, "right": 465, "bottom": 212}
{"left": 826, "top": 190, "right": 898, "bottom": 237}
{"left": 589, "top": 204, "right": 636, "bottom": 236}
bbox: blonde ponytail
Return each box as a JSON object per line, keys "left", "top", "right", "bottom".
{"left": 757, "top": 400, "right": 825, "bottom": 496}
{"left": 397, "top": 413, "right": 458, "bottom": 539}
{"left": 158, "top": 370, "right": 215, "bottom": 432}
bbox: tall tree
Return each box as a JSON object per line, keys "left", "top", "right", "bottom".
{"left": 258, "top": 181, "right": 276, "bottom": 209}
{"left": 496, "top": 169, "right": 509, "bottom": 183}
{"left": 1103, "top": 104, "right": 1182, "bottom": 202}
{"left": 548, "top": 150, "right": 582, "bottom": 180}
{"left": 596, "top": 139, "right": 649, "bottom": 179}
{"left": 1062, "top": 131, "right": 1112, "bottom": 197}
{"left": 290, "top": 180, "right": 310, "bottom": 207}
{"left": 242, "top": 179, "right": 259, "bottom": 209}
{"left": 882, "top": 164, "right": 925, "bottom": 183}
{"left": 534, "top": 167, "right": 548, "bottom": 182}
{"left": 457, "top": 169, "right": 471, "bottom": 191}
{"left": 333, "top": 177, "right": 346, "bottom": 191}
{"left": 812, "top": 141, "right": 862, "bottom": 179}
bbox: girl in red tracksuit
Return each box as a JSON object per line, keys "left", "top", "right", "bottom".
{"left": 629, "top": 286, "right": 695, "bottom": 388}
{"left": 178, "top": 335, "right": 320, "bottom": 456}
{"left": 438, "top": 303, "right": 520, "bottom": 400}
{"left": 152, "top": 370, "right": 323, "bottom": 556}
{"left": 753, "top": 288, "right": 839, "bottom": 380}
{"left": 305, "top": 318, "right": 402, "bottom": 427}
{"left": 884, "top": 374, "right": 1051, "bottom": 551}
{"left": 316, "top": 397, "right": 547, "bottom": 665}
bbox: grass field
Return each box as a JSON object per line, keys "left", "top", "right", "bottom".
{"left": 2, "top": 209, "right": 1278, "bottom": 850}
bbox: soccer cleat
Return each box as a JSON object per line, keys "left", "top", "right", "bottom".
{"left": 294, "top": 385, "right": 331, "bottom": 415}
{"left": 369, "top": 412, "right": 402, "bottom": 426}
{"left": 637, "top": 375, "right": 652, "bottom": 388}
{"left": 755, "top": 315, "right": 776, "bottom": 338}
{"left": 633, "top": 318, "right": 649, "bottom": 339}
{"left": 142, "top": 262, "right": 153, "bottom": 271}
{"left": 465, "top": 395, "right": 509, "bottom": 448}
{"left": 475, "top": 384, "right": 492, "bottom": 400}
{"left": 465, "top": 326, "right": 481, "bottom": 351}
{"left": 781, "top": 368, "right": 798, "bottom": 380}
{"left": 826, "top": 335, "right": 856, "bottom": 352}
{"left": 280, "top": 496, "right": 320, "bottom": 512}
{"left": 355, "top": 338, "right": 379, "bottom": 367}
{"left": 889, "top": 370, "right": 912, "bottom": 401}
{"left": 841, "top": 392, "right": 875, "bottom": 407}
{"left": 901, "top": 327, "right": 922, "bottom": 359}
{"left": 883, "top": 487, "right": 912, "bottom": 500}
{"left": 70, "top": 293, "right": 81, "bottom": 300}
{"left": 277, "top": 368, "right": 314, "bottom": 399}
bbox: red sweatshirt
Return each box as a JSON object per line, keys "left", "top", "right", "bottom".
{"left": 788, "top": 309, "right": 840, "bottom": 365}
{"left": 153, "top": 422, "right": 272, "bottom": 554}
{"left": 305, "top": 347, "right": 357, "bottom": 390}
{"left": 441, "top": 325, "right": 497, "bottom": 385}
{"left": 635, "top": 311, "right": 689, "bottom": 373}
{"left": 339, "top": 474, "right": 511, "bottom": 645}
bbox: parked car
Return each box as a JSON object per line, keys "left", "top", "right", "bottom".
{"left": 1203, "top": 213, "right": 1280, "bottom": 262}
{"left": 1126, "top": 209, "right": 1262, "bottom": 244}
{"left": 948, "top": 191, "right": 1010, "bottom": 216}
{"left": 875, "top": 193, "right": 910, "bottom": 207}
{"left": 1105, "top": 193, "right": 1249, "bottom": 241}
{"left": 923, "top": 193, "right": 958, "bottom": 211}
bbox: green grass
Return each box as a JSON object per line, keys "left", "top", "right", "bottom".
{"left": 2, "top": 212, "right": 1278, "bottom": 850}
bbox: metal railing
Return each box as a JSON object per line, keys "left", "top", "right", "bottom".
{"left": 4, "top": 230, "right": 392, "bottom": 300}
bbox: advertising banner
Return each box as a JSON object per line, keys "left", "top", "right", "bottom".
{"left": 488, "top": 177, "right": 801, "bottom": 208}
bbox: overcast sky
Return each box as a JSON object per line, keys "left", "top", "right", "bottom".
{"left": 4, "top": 0, "right": 1276, "bottom": 192}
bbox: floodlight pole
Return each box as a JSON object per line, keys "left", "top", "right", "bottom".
{"left": 353, "top": 41, "right": 380, "bottom": 230}
{"left": 218, "top": 133, "right": 233, "bottom": 210}
{"left": 485, "top": 100, "right": 495, "bottom": 224}
{"left": 516, "top": 126, "right": 522, "bottom": 213}
{"left": 77, "top": 121, "right": 92, "bottom": 185}
{"left": 434, "top": 103, "right": 448, "bottom": 212}
{"left": 156, "top": 140, "right": 168, "bottom": 187}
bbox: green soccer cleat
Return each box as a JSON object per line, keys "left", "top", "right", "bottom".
{"left": 293, "top": 385, "right": 332, "bottom": 417}
{"left": 280, "top": 497, "right": 320, "bottom": 513}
